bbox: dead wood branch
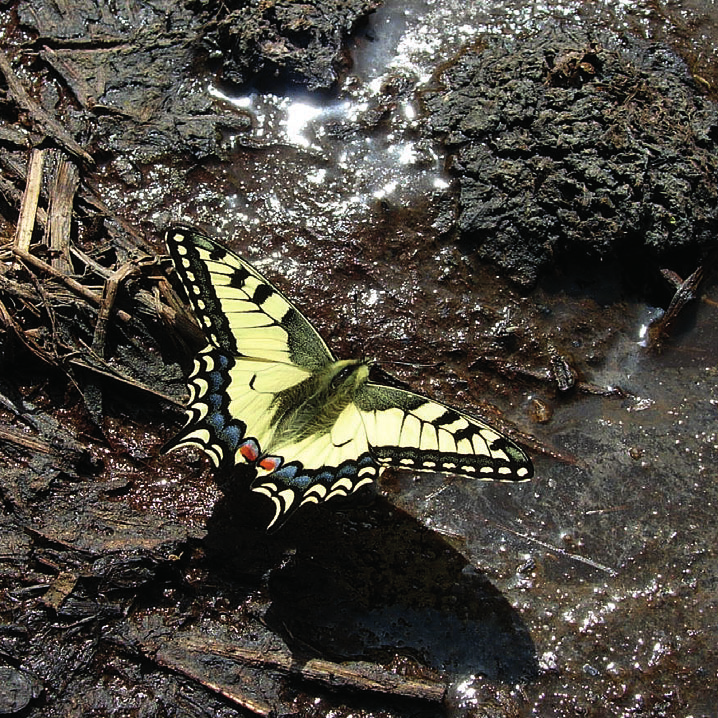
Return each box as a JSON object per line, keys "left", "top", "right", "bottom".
{"left": 12, "top": 246, "right": 133, "bottom": 325}
{"left": 152, "top": 652, "right": 274, "bottom": 717}
{"left": 180, "top": 636, "right": 447, "bottom": 703}
{"left": 92, "top": 262, "right": 141, "bottom": 355}
{"left": 0, "top": 425, "right": 54, "bottom": 454}
{"left": 647, "top": 261, "right": 712, "bottom": 351}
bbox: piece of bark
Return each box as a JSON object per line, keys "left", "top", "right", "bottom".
{"left": 39, "top": 45, "right": 95, "bottom": 109}
{"left": 46, "top": 151, "right": 79, "bottom": 275}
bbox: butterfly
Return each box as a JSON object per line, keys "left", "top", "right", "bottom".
{"left": 164, "top": 225, "right": 533, "bottom": 528}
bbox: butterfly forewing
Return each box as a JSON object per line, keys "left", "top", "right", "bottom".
{"left": 166, "top": 227, "right": 335, "bottom": 369}
{"left": 357, "top": 383, "right": 533, "bottom": 481}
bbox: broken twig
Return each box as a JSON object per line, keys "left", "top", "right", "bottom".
{"left": 92, "top": 262, "right": 141, "bottom": 356}
{"left": 646, "top": 264, "right": 707, "bottom": 350}
{"left": 14, "top": 148, "right": 45, "bottom": 253}
{"left": 12, "top": 246, "right": 132, "bottom": 324}
{"left": 180, "top": 637, "right": 447, "bottom": 702}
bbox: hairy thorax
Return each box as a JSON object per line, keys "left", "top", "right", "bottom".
{"left": 270, "top": 360, "right": 370, "bottom": 445}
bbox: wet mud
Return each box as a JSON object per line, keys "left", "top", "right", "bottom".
{"left": 1, "top": 0, "right": 717, "bottom": 716}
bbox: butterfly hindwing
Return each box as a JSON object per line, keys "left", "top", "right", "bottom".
{"left": 250, "top": 407, "right": 380, "bottom": 525}
{"left": 356, "top": 383, "right": 533, "bottom": 481}
{"left": 248, "top": 366, "right": 384, "bottom": 526}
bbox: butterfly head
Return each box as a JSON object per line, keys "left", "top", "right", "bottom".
{"left": 328, "top": 359, "right": 370, "bottom": 392}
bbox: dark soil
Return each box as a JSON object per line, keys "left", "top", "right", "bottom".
{"left": 1, "top": 0, "right": 717, "bottom": 715}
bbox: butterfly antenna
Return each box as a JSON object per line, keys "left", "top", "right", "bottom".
{"left": 381, "top": 360, "right": 444, "bottom": 370}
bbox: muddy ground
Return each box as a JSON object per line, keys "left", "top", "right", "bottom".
{"left": 1, "top": 0, "right": 717, "bottom": 716}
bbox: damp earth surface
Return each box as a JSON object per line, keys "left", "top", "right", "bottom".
{"left": 0, "top": 0, "right": 717, "bottom": 716}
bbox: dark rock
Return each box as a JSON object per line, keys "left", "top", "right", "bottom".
{"left": 194, "top": 0, "right": 383, "bottom": 91}
{"left": 425, "top": 28, "right": 718, "bottom": 286}
{"left": 0, "top": 666, "right": 43, "bottom": 715}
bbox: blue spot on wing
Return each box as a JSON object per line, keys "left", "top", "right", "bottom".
{"left": 206, "top": 394, "right": 223, "bottom": 411}
{"left": 215, "top": 353, "right": 231, "bottom": 370}
{"left": 220, "top": 424, "right": 243, "bottom": 450}
{"left": 207, "top": 370, "right": 226, "bottom": 391}
{"left": 206, "top": 412, "right": 226, "bottom": 433}
{"left": 164, "top": 347, "right": 249, "bottom": 464}
{"left": 260, "top": 452, "right": 378, "bottom": 491}
{"left": 337, "top": 463, "right": 358, "bottom": 479}
{"left": 270, "top": 463, "right": 312, "bottom": 490}
{"left": 271, "top": 464, "right": 299, "bottom": 481}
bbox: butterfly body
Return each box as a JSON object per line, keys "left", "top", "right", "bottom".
{"left": 165, "top": 226, "right": 533, "bottom": 527}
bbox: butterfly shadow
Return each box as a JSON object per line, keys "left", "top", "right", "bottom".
{"left": 204, "top": 482, "right": 538, "bottom": 685}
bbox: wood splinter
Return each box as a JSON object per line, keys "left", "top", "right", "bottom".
{"left": 92, "top": 262, "right": 141, "bottom": 356}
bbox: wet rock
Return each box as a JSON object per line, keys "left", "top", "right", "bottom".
{"left": 16, "top": 0, "right": 251, "bottom": 162}
{"left": 15, "top": 0, "right": 378, "bottom": 166}
{"left": 425, "top": 28, "right": 718, "bottom": 286}
{"left": 194, "top": 0, "right": 383, "bottom": 91}
{"left": 0, "top": 666, "right": 43, "bottom": 715}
